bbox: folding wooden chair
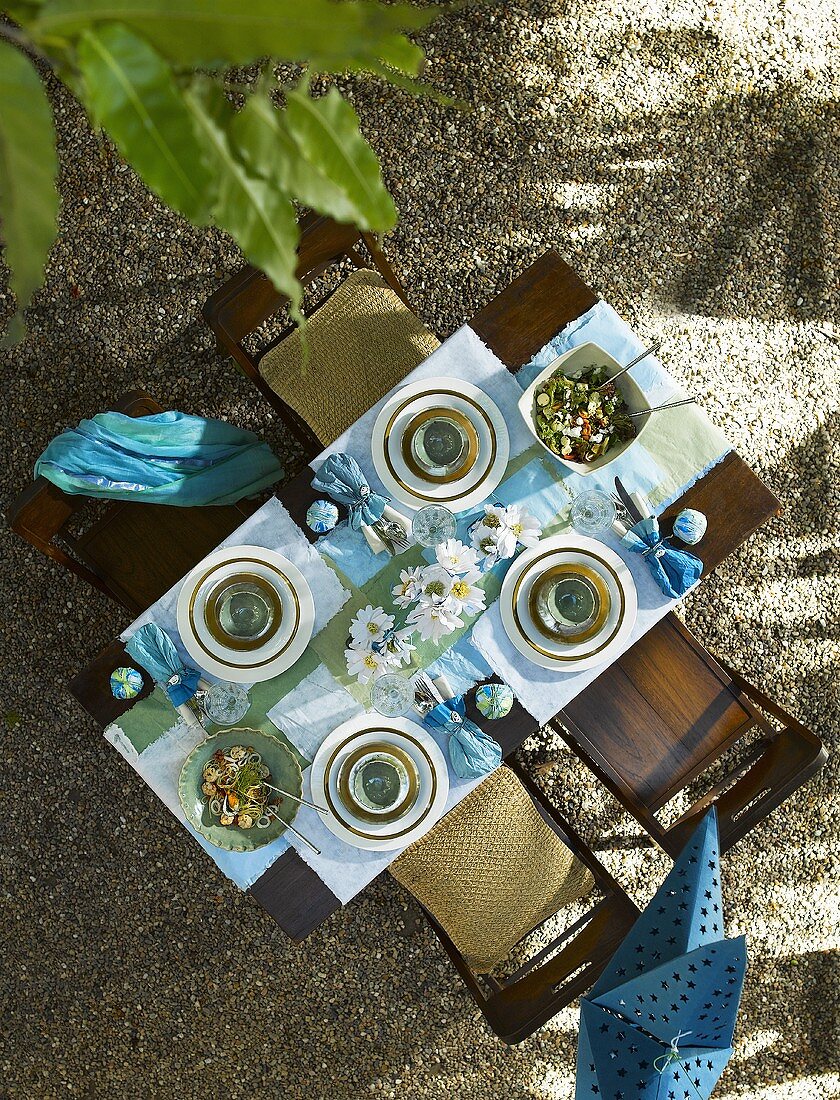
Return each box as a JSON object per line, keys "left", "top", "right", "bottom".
{"left": 6, "top": 390, "right": 258, "bottom": 614}
{"left": 202, "top": 212, "right": 440, "bottom": 460}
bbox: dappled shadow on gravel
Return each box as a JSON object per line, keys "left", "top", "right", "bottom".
{"left": 1, "top": 2, "right": 838, "bottom": 1098}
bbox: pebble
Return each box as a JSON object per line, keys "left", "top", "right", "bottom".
{"left": 0, "top": 5, "right": 838, "bottom": 1098}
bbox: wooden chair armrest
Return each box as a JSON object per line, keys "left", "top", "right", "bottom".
{"left": 112, "top": 390, "right": 163, "bottom": 418}
{"left": 665, "top": 726, "right": 827, "bottom": 855}
{"left": 718, "top": 661, "right": 820, "bottom": 739}
{"left": 482, "top": 893, "right": 639, "bottom": 1043}
{"left": 202, "top": 213, "right": 363, "bottom": 347}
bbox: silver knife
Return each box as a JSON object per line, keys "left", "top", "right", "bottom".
{"left": 614, "top": 477, "right": 644, "bottom": 524}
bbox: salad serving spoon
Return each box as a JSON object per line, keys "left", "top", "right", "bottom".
{"left": 268, "top": 806, "right": 322, "bottom": 855}
{"left": 263, "top": 781, "right": 329, "bottom": 816}
{"left": 597, "top": 339, "right": 663, "bottom": 390}
{"left": 628, "top": 396, "right": 696, "bottom": 417}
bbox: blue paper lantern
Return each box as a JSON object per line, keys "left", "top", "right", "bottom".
{"left": 673, "top": 507, "right": 707, "bottom": 545}
{"left": 110, "top": 666, "right": 143, "bottom": 699}
{"left": 306, "top": 498, "right": 339, "bottom": 534}
{"left": 475, "top": 682, "right": 514, "bottom": 720}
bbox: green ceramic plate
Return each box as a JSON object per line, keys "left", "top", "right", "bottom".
{"left": 178, "top": 727, "right": 302, "bottom": 852}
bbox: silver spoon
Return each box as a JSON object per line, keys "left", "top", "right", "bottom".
{"left": 268, "top": 806, "right": 321, "bottom": 855}
{"left": 263, "top": 781, "right": 329, "bottom": 816}
{"left": 628, "top": 397, "right": 696, "bottom": 417}
{"left": 598, "top": 339, "right": 663, "bottom": 390}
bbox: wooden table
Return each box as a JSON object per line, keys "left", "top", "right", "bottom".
{"left": 68, "top": 252, "right": 779, "bottom": 940}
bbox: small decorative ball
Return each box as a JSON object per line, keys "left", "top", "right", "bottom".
{"left": 673, "top": 508, "right": 707, "bottom": 545}
{"left": 306, "top": 498, "right": 339, "bottom": 534}
{"left": 110, "top": 666, "right": 143, "bottom": 700}
{"left": 475, "top": 682, "right": 514, "bottom": 720}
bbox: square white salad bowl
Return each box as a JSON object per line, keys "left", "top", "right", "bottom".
{"left": 518, "top": 341, "right": 652, "bottom": 476}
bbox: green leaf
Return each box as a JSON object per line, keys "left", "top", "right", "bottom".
{"left": 184, "top": 82, "right": 301, "bottom": 318}
{"left": 0, "top": 39, "right": 58, "bottom": 342}
{"left": 77, "top": 24, "right": 212, "bottom": 222}
{"left": 361, "top": 58, "right": 465, "bottom": 107}
{"left": 286, "top": 86, "right": 396, "bottom": 231}
{"left": 35, "top": 0, "right": 436, "bottom": 74}
{"left": 231, "top": 87, "right": 395, "bottom": 234}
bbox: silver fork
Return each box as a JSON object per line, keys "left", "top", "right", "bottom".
{"left": 609, "top": 493, "right": 635, "bottom": 527}
{"left": 372, "top": 516, "right": 410, "bottom": 555}
{"left": 413, "top": 672, "right": 443, "bottom": 717}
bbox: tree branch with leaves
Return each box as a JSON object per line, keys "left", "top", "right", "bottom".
{"left": 0, "top": 0, "right": 441, "bottom": 345}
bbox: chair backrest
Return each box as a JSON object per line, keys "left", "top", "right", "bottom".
{"left": 6, "top": 390, "right": 257, "bottom": 614}
{"left": 202, "top": 212, "right": 414, "bottom": 455}
{"left": 397, "top": 760, "right": 639, "bottom": 1043}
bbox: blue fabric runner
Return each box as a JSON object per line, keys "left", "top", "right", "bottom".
{"left": 35, "top": 411, "right": 283, "bottom": 505}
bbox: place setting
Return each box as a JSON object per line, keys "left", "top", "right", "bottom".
{"left": 175, "top": 543, "right": 316, "bottom": 683}
{"left": 371, "top": 375, "right": 511, "bottom": 512}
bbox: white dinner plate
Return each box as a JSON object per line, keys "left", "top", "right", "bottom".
{"left": 176, "top": 545, "right": 315, "bottom": 682}
{"left": 310, "top": 715, "right": 450, "bottom": 851}
{"left": 189, "top": 557, "right": 298, "bottom": 663}
{"left": 371, "top": 376, "right": 510, "bottom": 512}
{"left": 500, "top": 535, "right": 638, "bottom": 671}
{"left": 514, "top": 548, "right": 624, "bottom": 660}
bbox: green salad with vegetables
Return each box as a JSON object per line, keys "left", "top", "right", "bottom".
{"left": 533, "top": 363, "right": 635, "bottom": 463}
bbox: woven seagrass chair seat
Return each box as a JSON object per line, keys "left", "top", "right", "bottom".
{"left": 390, "top": 765, "right": 595, "bottom": 973}
{"left": 258, "top": 269, "right": 440, "bottom": 447}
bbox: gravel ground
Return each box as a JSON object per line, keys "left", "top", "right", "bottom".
{"left": 1, "top": 1, "right": 838, "bottom": 1097}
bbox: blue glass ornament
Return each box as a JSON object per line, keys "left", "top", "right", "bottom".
{"left": 110, "top": 666, "right": 143, "bottom": 700}
{"left": 475, "top": 682, "right": 514, "bottom": 720}
{"left": 306, "top": 498, "right": 339, "bottom": 534}
{"left": 673, "top": 507, "right": 707, "bottom": 545}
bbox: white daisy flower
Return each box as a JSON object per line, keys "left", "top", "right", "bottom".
{"left": 504, "top": 505, "right": 541, "bottom": 548}
{"left": 435, "top": 538, "right": 479, "bottom": 576}
{"left": 470, "top": 523, "right": 503, "bottom": 565}
{"left": 392, "top": 567, "right": 425, "bottom": 609}
{"left": 479, "top": 504, "right": 507, "bottom": 531}
{"left": 473, "top": 504, "right": 517, "bottom": 559}
{"left": 416, "top": 564, "right": 454, "bottom": 605}
{"left": 377, "top": 626, "right": 417, "bottom": 666}
{"left": 349, "top": 604, "right": 394, "bottom": 645}
{"left": 472, "top": 517, "right": 517, "bottom": 560}
{"left": 345, "top": 640, "right": 391, "bottom": 684}
{"left": 407, "top": 601, "right": 463, "bottom": 644}
{"left": 444, "top": 569, "right": 486, "bottom": 616}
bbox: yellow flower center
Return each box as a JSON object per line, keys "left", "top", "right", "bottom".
{"left": 483, "top": 513, "right": 501, "bottom": 529}
{"left": 452, "top": 580, "right": 469, "bottom": 599}
{"left": 425, "top": 580, "right": 446, "bottom": 597}
{"left": 511, "top": 522, "right": 523, "bottom": 536}
{"left": 366, "top": 621, "right": 380, "bottom": 635}
{"left": 364, "top": 654, "right": 378, "bottom": 669}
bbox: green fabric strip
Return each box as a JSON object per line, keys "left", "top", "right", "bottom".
{"left": 640, "top": 405, "right": 730, "bottom": 509}
{"left": 113, "top": 685, "right": 180, "bottom": 754}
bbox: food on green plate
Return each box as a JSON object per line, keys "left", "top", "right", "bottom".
{"left": 533, "top": 364, "right": 635, "bottom": 463}
{"left": 201, "top": 744, "right": 277, "bottom": 830}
